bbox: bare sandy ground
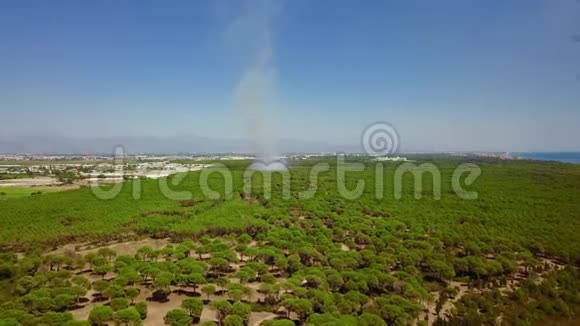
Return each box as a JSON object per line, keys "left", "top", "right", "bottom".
{"left": 417, "top": 280, "right": 470, "bottom": 324}
{"left": 201, "top": 308, "right": 279, "bottom": 325}
{"left": 50, "top": 238, "right": 172, "bottom": 257}
{"left": 199, "top": 305, "right": 218, "bottom": 324}
{"left": 0, "top": 176, "right": 127, "bottom": 190}
{"left": 51, "top": 238, "right": 287, "bottom": 324}
{"left": 72, "top": 284, "right": 196, "bottom": 325}
{"left": 70, "top": 289, "right": 98, "bottom": 321}
{"left": 70, "top": 276, "right": 286, "bottom": 325}
{"left": 0, "top": 176, "right": 59, "bottom": 187}
{"left": 140, "top": 287, "right": 190, "bottom": 326}
{"left": 249, "top": 312, "right": 278, "bottom": 326}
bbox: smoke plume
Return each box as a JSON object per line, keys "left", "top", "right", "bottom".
{"left": 227, "top": 0, "right": 286, "bottom": 170}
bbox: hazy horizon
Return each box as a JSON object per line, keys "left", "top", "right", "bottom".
{"left": 2, "top": 131, "right": 580, "bottom": 154}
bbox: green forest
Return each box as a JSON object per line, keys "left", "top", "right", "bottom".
{"left": 0, "top": 156, "right": 579, "bottom": 326}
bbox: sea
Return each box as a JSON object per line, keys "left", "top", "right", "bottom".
{"left": 514, "top": 152, "right": 580, "bottom": 164}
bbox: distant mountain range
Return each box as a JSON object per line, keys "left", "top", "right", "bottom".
{"left": 0, "top": 134, "right": 360, "bottom": 155}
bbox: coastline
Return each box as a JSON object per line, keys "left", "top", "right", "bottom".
{"left": 513, "top": 152, "right": 580, "bottom": 164}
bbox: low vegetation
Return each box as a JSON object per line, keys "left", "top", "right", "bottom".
{"left": 0, "top": 156, "right": 579, "bottom": 325}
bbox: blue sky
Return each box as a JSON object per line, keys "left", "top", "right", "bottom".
{"left": 0, "top": 0, "right": 579, "bottom": 152}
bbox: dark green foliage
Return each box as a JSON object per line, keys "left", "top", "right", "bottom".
{"left": 88, "top": 305, "right": 113, "bottom": 326}
{"left": 223, "top": 314, "right": 243, "bottom": 326}
{"left": 134, "top": 302, "right": 148, "bottom": 320}
{"left": 181, "top": 298, "right": 203, "bottom": 319}
{"left": 163, "top": 308, "right": 192, "bottom": 326}
{"left": 109, "top": 298, "right": 129, "bottom": 312}
{"left": 113, "top": 307, "right": 141, "bottom": 326}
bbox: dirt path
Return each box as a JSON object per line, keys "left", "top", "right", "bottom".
{"left": 417, "top": 258, "right": 565, "bottom": 325}
{"left": 416, "top": 281, "right": 469, "bottom": 325}
{"left": 249, "top": 312, "right": 278, "bottom": 326}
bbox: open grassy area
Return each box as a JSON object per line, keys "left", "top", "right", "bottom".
{"left": 0, "top": 186, "right": 66, "bottom": 199}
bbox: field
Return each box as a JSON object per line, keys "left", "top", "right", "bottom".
{"left": 0, "top": 174, "right": 31, "bottom": 181}
{"left": 0, "top": 156, "right": 579, "bottom": 325}
{"left": 0, "top": 186, "right": 67, "bottom": 199}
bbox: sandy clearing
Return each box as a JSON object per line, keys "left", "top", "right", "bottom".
{"left": 199, "top": 305, "right": 218, "bottom": 324}
{"left": 70, "top": 282, "right": 191, "bottom": 324}
{"left": 70, "top": 289, "right": 99, "bottom": 321}
{"left": 0, "top": 177, "right": 60, "bottom": 187}
{"left": 143, "top": 292, "right": 189, "bottom": 326}
{"left": 249, "top": 312, "right": 278, "bottom": 326}
{"left": 50, "top": 238, "right": 172, "bottom": 257}
{"left": 245, "top": 282, "right": 265, "bottom": 302}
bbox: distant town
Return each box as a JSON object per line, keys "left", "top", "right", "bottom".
{"left": 0, "top": 153, "right": 334, "bottom": 189}
{"left": 0, "top": 151, "right": 515, "bottom": 187}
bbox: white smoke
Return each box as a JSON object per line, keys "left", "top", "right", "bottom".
{"left": 227, "top": 0, "right": 286, "bottom": 170}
